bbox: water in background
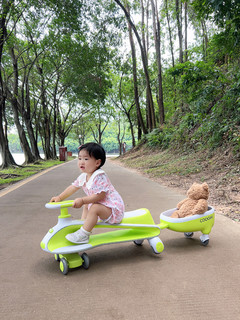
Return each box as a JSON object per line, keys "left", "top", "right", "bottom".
{"left": 0, "top": 153, "right": 45, "bottom": 165}
{"left": 0, "top": 152, "right": 118, "bottom": 166}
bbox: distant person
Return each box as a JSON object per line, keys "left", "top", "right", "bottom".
{"left": 50, "top": 142, "right": 125, "bottom": 244}
{"left": 123, "top": 141, "right": 126, "bottom": 154}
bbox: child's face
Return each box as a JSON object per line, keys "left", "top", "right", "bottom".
{"left": 78, "top": 149, "right": 101, "bottom": 175}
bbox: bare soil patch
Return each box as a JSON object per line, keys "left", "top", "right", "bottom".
{"left": 112, "top": 147, "right": 240, "bottom": 223}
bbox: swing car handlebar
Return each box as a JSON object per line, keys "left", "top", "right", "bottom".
{"left": 45, "top": 200, "right": 74, "bottom": 209}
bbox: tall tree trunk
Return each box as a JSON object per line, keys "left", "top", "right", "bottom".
{"left": 165, "top": 0, "right": 175, "bottom": 68}
{"left": 176, "top": 0, "right": 183, "bottom": 63}
{"left": 0, "top": 0, "right": 17, "bottom": 168}
{"left": 37, "top": 64, "right": 52, "bottom": 160}
{"left": 9, "top": 47, "right": 35, "bottom": 164}
{"left": 165, "top": 0, "right": 177, "bottom": 104}
{"left": 115, "top": 0, "right": 156, "bottom": 131}
{"left": 0, "top": 98, "right": 17, "bottom": 168}
{"left": 22, "top": 70, "right": 41, "bottom": 160}
{"left": 52, "top": 96, "right": 57, "bottom": 158}
{"left": 151, "top": 0, "right": 165, "bottom": 125}
{"left": 117, "top": 116, "right": 125, "bottom": 155}
{"left": 128, "top": 113, "right": 136, "bottom": 147}
{"left": 10, "top": 97, "right": 36, "bottom": 164}
{"left": 126, "top": 3, "right": 147, "bottom": 135}
{"left": 184, "top": 2, "right": 188, "bottom": 62}
{"left": 141, "top": 0, "right": 155, "bottom": 130}
{"left": 201, "top": 19, "right": 209, "bottom": 60}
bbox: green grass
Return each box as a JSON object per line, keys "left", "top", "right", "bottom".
{"left": 0, "top": 159, "right": 64, "bottom": 186}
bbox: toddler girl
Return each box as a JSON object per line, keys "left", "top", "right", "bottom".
{"left": 50, "top": 142, "right": 125, "bottom": 244}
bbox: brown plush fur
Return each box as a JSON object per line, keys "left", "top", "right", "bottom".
{"left": 171, "top": 182, "right": 209, "bottom": 218}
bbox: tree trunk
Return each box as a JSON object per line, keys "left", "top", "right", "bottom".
{"left": 176, "top": 0, "right": 183, "bottom": 63}
{"left": 115, "top": 0, "right": 156, "bottom": 131}
{"left": 37, "top": 64, "right": 52, "bottom": 160}
{"left": 184, "top": 2, "right": 188, "bottom": 62}
{"left": 0, "top": 0, "right": 17, "bottom": 168}
{"left": 10, "top": 97, "right": 36, "bottom": 163}
{"left": 117, "top": 117, "right": 125, "bottom": 155}
{"left": 126, "top": 109, "right": 135, "bottom": 147}
{"left": 165, "top": 0, "right": 177, "bottom": 104}
{"left": 201, "top": 19, "right": 209, "bottom": 60}
{"left": 0, "top": 99, "right": 17, "bottom": 168}
{"left": 141, "top": 0, "right": 156, "bottom": 130}
{"left": 9, "top": 47, "right": 36, "bottom": 164}
{"left": 165, "top": 0, "right": 175, "bottom": 68}
{"left": 126, "top": 4, "right": 147, "bottom": 135}
{"left": 151, "top": 0, "right": 165, "bottom": 125}
{"left": 22, "top": 71, "right": 41, "bottom": 160}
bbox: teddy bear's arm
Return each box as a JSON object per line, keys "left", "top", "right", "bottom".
{"left": 192, "top": 199, "right": 208, "bottom": 215}
{"left": 177, "top": 198, "right": 188, "bottom": 209}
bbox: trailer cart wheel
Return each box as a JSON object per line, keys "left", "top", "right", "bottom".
{"left": 200, "top": 234, "right": 209, "bottom": 246}
{"left": 201, "top": 239, "right": 209, "bottom": 246}
{"left": 184, "top": 232, "right": 194, "bottom": 238}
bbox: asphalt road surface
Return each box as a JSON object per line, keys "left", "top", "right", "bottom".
{"left": 0, "top": 159, "right": 240, "bottom": 320}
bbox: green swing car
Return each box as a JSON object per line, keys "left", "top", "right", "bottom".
{"left": 40, "top": 201, "right": 215, "bottom": 275}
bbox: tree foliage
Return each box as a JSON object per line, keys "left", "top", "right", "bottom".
{"left": 1, "top": 0, "right": 239, "bottom": 168}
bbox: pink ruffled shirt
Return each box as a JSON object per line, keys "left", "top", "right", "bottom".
{"left": 72, "top": 169, "right": 124, "bottom": 224}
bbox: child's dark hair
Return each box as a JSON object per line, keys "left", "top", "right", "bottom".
{"left": 79, "top": 142, "right": 106, "bottom": 168}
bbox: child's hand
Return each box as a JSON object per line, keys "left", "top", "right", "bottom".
{"left": 73, "top": 198, "right": 84, "bottom": 208}
{"left": 50, "top": 196, "right": 62, "bottom": 203}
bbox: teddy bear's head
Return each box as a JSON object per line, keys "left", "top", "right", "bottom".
{"left": 187, "top": 182, "right": 209, "bottom": 200}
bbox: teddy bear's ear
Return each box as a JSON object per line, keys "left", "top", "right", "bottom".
{"left": 202, "top": 182, "right": 209, "bottom": 191}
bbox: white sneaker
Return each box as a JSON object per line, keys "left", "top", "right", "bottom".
{"left": 66, "top": 228, "right": 90, "bottom": 244}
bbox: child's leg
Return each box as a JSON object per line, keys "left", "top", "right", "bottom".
{"left": 66, "top": 204, "right": 111, "bottom": 244}
{"left": 81, "top": 204, "right": 89, "bottom": 219}
{"left": 83, "top": 204, "right": 111, "bottom": 232}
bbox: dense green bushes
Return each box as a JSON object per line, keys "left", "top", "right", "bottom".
{"left": 145, "top": 59, "right": 240, "bottom": 155}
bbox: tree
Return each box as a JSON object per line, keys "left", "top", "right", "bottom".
{"left": 164, "top": 0, "right": 175, "bottom": 68}
{"left": 184, "top": 1, "right": 188, "bottom": 62}
{"left": 109, "top": 67, "right": 138, "bottom": 147}
{"left": 192, "top": 0, "right": 240, "bottom": 59}
{"left": 176, "top": 0, "right": 183, "bottom": 63}
{"left": 0, "top": 0, "right": 18, "bottom": 168}
{"left": 89, "top": 102, "right": 113, "bottom": 145}
{"left": 1, "top": 0, "right": 115, "bottom": 165}
{"left": 151, "top": 0, "right": 165, "bottom": 125}
{"left": 116, "top": 113, "right": 126, "bottom": 155}
{"left": 114, "top": 0, "right": 156, "bottom": 131}
{"left": 126, "top": 3, "right": 147, "bottom": 137}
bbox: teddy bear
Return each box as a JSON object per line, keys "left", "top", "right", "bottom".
{"left": 171, "top": 182, "right": 209, "bottom": 218}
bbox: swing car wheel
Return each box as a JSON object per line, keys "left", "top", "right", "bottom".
{"left": 134, "top": 239, "right": 144, "bottom": 246}
{"left": 148, "top": 237, "right": 164, "bottom": 254}
{"left": 184, "top": 232, "right": 194, "bottom": 238}
{"left": 60, "top": 258, "right": 69, "bottom": 275}
{"left": 54, "top": 254, "right": 60, "bottom": 261}
{"left": 81, "top": 252, "right": 90, "bottom": 269}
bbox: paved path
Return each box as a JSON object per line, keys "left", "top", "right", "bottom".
{"left": 0, "top": 159, "right": 240, "bottom": 320}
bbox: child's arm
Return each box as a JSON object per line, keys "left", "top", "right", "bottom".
{"left": 73, "top": 191, "right": 106, "bottom": 208}
{"left": 50, "top": 185, "right": 79, "bottom": 203}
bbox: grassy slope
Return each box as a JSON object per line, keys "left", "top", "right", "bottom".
{"left": 115, "top": 145, "right": 240, "bottom": 222}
